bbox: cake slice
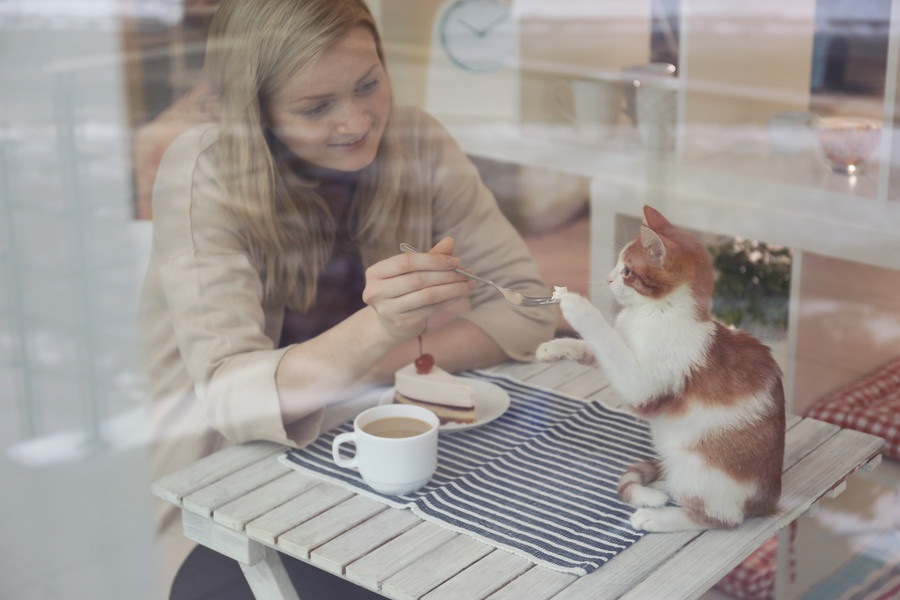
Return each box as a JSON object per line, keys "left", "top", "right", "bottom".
{"left": 394, "top": 362, "right": 477, "bottom": 424}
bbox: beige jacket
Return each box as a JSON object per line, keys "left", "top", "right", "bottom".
{"left": 140, "top": 106, "right": 556, "bottom": 589}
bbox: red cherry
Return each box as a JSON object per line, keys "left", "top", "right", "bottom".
{"left": 414, "top": 353, "right": 435, "bottom": 374}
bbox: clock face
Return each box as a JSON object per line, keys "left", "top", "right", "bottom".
{"left": 439, "top": 0, "right": 516, "bottom": 73}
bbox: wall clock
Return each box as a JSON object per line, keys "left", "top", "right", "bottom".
{"left": 426, "top": 0, "right": 520, "bottom": 124}
{"left": 438, "top": 0, "right": 515, "bottom": 73}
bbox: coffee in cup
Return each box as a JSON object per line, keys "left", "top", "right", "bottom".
{"left": 361, "top": 416, "right": 432, "bottom": 438}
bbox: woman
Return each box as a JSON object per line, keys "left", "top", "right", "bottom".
{"left": 140, "top": 0, "right": 557, "bottom": 597}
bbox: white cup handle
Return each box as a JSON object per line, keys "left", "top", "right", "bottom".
{"left": 332, "top": 432, "right": 359, "bottom": 469}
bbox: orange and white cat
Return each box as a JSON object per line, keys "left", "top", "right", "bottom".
{"left": 537, "top": 205, "right": 785, "bottom": 532}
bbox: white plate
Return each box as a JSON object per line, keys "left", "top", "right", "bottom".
{"left": 378, "top": 378, "right": 510, "bottom": 433}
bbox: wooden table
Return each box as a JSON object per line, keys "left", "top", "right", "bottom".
{"left": 151, "top": 360, "right": 886, "bottom": 600}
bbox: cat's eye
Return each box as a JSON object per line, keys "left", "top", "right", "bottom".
{"left": 622, "top": 266, "right": 632, "bottom": 278}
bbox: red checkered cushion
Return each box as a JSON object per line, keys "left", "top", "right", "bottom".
{"left": 715, "top": 534, "right": 780, "bottom": 600}
{"left": 805, "top": 356, "right": 900, "bottom": 461}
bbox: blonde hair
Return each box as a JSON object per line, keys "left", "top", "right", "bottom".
{"left": 203, "top": 0, "right": 423, "bottom": 310}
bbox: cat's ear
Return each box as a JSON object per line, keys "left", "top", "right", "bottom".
{"left": 642, "top": 205, "right": 672, "bottom": 230}
{"left": 640, "top": 226, "right": 667, "bottom": 267}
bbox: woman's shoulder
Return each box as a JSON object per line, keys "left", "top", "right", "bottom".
{"left": 153, "top": 123, "right": 224, "bottom": 196}
{"left": 161, "top": 123, "right": 221, "bottom": 167}
{"left": 152, "top": 123, "right": 227, "bottom": 220}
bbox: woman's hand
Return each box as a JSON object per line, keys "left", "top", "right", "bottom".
{"left": 362, "top": 237, "right": 474, "bottom": 342}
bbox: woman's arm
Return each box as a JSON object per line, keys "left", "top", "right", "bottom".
{"left": 275, "top": 237, "right": 486, "bottom": 424}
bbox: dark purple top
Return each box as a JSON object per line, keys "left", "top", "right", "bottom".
{"left": 278, "top": 166, "right": 367, "bottom": 347}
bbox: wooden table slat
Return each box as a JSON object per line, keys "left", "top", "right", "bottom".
{"left": 183, "top": 454, "right": 290, "bottom": 517}
{"left": 344, "top": 522, "right": 458, "bottom": 591}
{"left": 484, "top": 565, "right": 578, "bottom": 600}
{"left": 555, "top": 369, "right": 610, "bottom": 398}
{"left": 782, "top": 417, "right": 839, "bottom": 467}
{"left": 523, "top": 361, "right": 597, "bottom": 391}
{"left": 617, "top": 427, "right": 885, "bottom": 600}
{"left": 479, "top": 361, "right": 554, "bottom": 381}
{"left": 151, "top": 441, "right": 283, "bottom": 505}
{"left": 215, "top": 470, "right": 323, "bottom": 531}
{"left": 585, "top": 387, "right": 629, "bottom": 410}
{"left": 381, "top": 534, "right": 494, "bottom": 600}
{"left": 310, "top": 507, "right": 422, "bottom": 575}
{"left": 245, "top": 483, "right": 354, "bottom": 545}
{"left": 278, "top": 495, "right": 388, "bottom": 559}
{"left": 422, "top": 550, "right": 533, "bottom": 600}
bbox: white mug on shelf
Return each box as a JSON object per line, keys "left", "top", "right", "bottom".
{"left": 331, "top": 404, "right": 439, "bottom": 495}
{"left": 634, "top": 79, "right": 678, "bottom": 151}
{"left": 555, "top": 77, "right": 622, "bottom": 140}
{"left": 621, "top": 62, "right": 677, "bottom": 126}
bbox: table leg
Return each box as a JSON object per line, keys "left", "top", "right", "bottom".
{"left": 182, "top": 510, "right": 300, "bottom": 600}
{"left": 240, "top": 545, "right": 301, "bottom": 600}
{"left": 773, "top": 526, "right": 791, "bottom": 600}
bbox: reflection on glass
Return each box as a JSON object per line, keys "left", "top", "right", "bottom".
{"left": 650, "top": 0, "right": 681, "bottom": 69}
{"left": 810, "top": 0, "right": 891, "bottom": 97}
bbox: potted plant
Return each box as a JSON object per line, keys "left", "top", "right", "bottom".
{"left": 708, "top": 237, "right": 792, "bottom": 339}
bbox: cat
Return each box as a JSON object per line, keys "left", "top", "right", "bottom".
{"left": 536, "top": 205, "right": 785, "bottom": 533}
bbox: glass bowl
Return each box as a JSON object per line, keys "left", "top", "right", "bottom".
{"left": 812, "top": 116, "right": 882, "bottom": 174}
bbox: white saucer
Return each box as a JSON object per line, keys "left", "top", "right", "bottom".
{"left": 378, "top": 378, "right": 510, "bottom": 433}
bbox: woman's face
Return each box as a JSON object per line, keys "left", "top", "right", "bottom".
{"left": 268, "top": 27, "right": 391, "bottom": 172}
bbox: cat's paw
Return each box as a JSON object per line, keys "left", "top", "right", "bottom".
{"left": 536, "top": 339, "right": 596, "bottom": 366}
{"left": 630, "top": 508, "right": 656, "bottom": 531}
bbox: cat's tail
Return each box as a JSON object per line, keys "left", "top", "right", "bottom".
{"left": 617, "top": 460, "right": 668, "bottom": 507}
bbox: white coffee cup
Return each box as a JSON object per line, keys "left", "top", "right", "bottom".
{"left": 331, "top": 404, "right": 439, "bottom": 495}
{"left": 555, "top": 78, "right": 622, "bottom": 139}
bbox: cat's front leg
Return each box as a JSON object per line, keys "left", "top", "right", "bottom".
{"left": 557, "top": 292, "right": 640, "bottom": 387}
{"left": 535, "top": 292, "right": 604, "bottom": 365}
{"left": 536, "top": 339, "right": 597, "bottom": 366}
{"left": 558, "top": 292, "right": 614, "bottom": 336}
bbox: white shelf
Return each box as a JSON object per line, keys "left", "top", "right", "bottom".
{"left": 445, "top": 119, "right": 900, "bottom": 272}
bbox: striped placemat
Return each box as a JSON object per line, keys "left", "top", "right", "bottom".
{"left": 281, "top": 371, "right": 656, "bottom": 575}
